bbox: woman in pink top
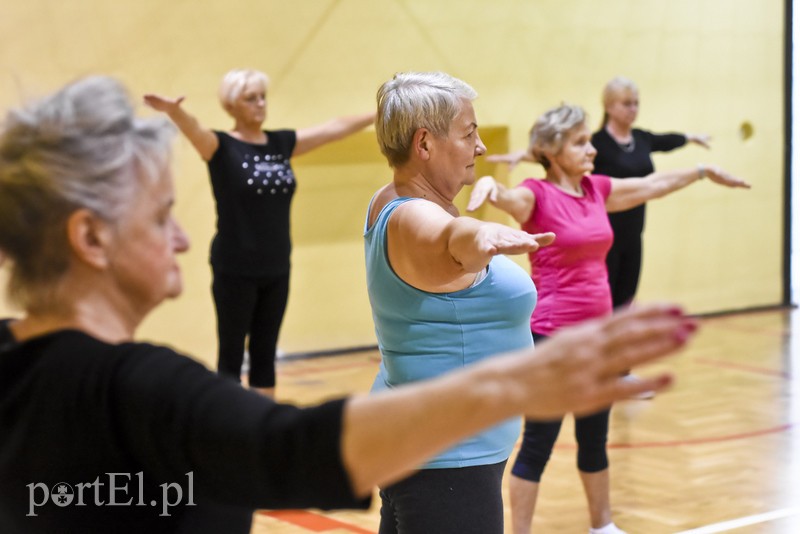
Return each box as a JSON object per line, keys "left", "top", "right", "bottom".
{"left": 468, "top": 104, "right": 749, "bottom": 534}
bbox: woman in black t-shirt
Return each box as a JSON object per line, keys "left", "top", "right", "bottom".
{"left": 592, "top": 76, "right": 711, "bottom": 310}
{"left": 145, "top": 69, "right": 374, "bottom": 396}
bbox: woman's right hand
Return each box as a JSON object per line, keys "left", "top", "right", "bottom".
{"left": 474, "top": 225, "right": 555, "bottom": 258}
{"left": 486, "top": 149, "right": 528, "bottom": 170}
{"left": 143, "top": 94, "right": 185, "bottom": 114}
{"left": 467, "top": 175, "right": 499, "bottom": 212}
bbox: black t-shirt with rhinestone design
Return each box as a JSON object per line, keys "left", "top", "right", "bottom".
{"left": 207, "top": 130, "right": 297, "bottom": 276}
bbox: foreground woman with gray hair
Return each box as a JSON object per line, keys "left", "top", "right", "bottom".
{"left": 0, "top": 76, "right": 694, "bottom": 533}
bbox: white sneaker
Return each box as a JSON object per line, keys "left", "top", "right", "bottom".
{"left": 621, "top": 374, "right": 655, "bottom": 400}
{"left": 589, "top": 522, "right": 627, "bottom": 534}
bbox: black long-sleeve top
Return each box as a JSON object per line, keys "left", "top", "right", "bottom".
{"left": 591, "top": 128, "right": 687, "bottom": 239}
{"left": 0, "top": 321, "right": 368, "bottom": 533}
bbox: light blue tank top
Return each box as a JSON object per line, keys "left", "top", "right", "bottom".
{"left": 364, "top": 197, "right": 538, "bottom": 469}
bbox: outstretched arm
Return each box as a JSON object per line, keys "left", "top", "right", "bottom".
{"left": 342, "top": 302, "right": 695, "bottom": 495}
{"left": 143, "top": 94, "right": 219, "bottom": 161}
{"left": 686, "top": 133, "right": 712, "bottom": 149}
{"left": 293, "top": 111, "right": 376, "bottom": 157}
{"left": 606, "top": 164, "right": 750, "bottom": 213}
{"left": 387, "top": 199, "right": 553, "bottom": 292}
{"left": 485, "top": 149, "right": 536, "bottom": 170}
{"left": 467, "top": 175, "right": 535, "bottom": 224}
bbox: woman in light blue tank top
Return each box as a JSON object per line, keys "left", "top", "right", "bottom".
{"left": 366, "top": 72, "right": 555, "bottom": 534}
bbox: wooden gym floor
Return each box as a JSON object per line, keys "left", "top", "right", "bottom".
{"left": 251, "top": 307, "right": 800, "bottom": 534}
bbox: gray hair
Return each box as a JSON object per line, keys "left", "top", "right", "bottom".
{"left": 376, "top": 72, "right": 477, "bottom": 168}
{"left": 601, "top": 76, "right": 638, "bottom": 126}
{"left": 0, "top": 75, "right": 175, "bottom": 311}
{"left": 218, "top": 69, "right": 270, "bottom": 111}
{"left": 528, "top": 104, "right": 587, "bottom": 169}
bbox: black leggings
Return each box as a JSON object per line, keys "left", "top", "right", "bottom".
{"left": 511, "top": 333, "right": 611, "bottom": 482}
{"left": 211, "top": 270, "right": 290, "bottom": 388}
{"left": 378, "top": 461, "right": 507, "bottom": 534}
{"left": 606, "top": 234, "right": 642, "bottom": 309}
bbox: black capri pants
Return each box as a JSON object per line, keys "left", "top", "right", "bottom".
{"left": 511, "top": 332, "right": 611, "bottom": 482}
{"left": 211, "top": 270, "right": 290, "bottom": 388}
{"left": 606, "top": 233, "right": 643, "bottom": 310}
{"left": 378, "top": 461, "right": 507, "bottom": 534}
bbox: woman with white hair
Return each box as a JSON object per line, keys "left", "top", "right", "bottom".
{"left": 469, "top": 103, "right": 748, "bottom": 534}
{"left": 144, "top": 70, "right": 374, "bottom": 396}
{"left": 366, "top": 71, "right": 558, "bottom": 533}
{"left": 0, "top": 75, "right": 696, "bottom": 533}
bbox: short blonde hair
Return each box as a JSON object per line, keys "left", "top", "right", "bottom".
{"left": 376, "top": 72, "right": 477, "bottom": 168}
{"left": 601, "top": 76, "right": 638, "bottom": 126}
{"left": 528, "top": 104, "right": 587, "bottom": 169}
{"left": 218, "top": 69, "right": 270, "bottom": 111}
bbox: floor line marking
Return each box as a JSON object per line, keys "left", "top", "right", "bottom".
{"left": 259, "top": 509, "right": 375, "bottom": 533}
{"left": 673, "top": 507, "right": 800, "bottom": 533}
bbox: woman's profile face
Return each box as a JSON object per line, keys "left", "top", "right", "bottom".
{"left": 552, "top": 122, "right": 597, "bottom": 177}
{"left": 426, "top": 98, "right": 487, "bottom": 196}
{"left": 607, "top": 88, "right": 639, "bottom": 127}
{"left": 105, "top": 170, "right": 190, "bottom": 314}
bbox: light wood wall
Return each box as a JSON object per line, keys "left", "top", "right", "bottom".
{"left": 0, "top": 0, "right": 784, "bottom": 367}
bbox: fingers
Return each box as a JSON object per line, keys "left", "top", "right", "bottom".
{"left": 486, "top": 154, "right": 507, "bottom": 164}
{"left": 467, "top": 177, "right": 497, "bottom": 211}
{"left": 533, "top": 232, "right": 556, "bottom": 247}
{"left": 574, "top": 373, "right": 675, "bottom": 417}
{"left": 597, "top": 304, "right": 697, "bottom": 376}
{"left": 707, "top": 166, "right": 751, "bottom": 189}
{"left": 466, "top": 191, "right": 488, "bottom": 212}
{"left": 486, "top": 230, "right": 555, "bottom": 256}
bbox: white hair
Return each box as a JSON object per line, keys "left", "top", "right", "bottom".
{"left": 376, "top": 72, "right": 477, "bottom": 168}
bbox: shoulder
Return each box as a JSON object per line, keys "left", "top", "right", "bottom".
{"left": 585, "top": 174, "right": 613, "bottom": 198}
{"left": 517, "top": 178, "right": 544, "bottom": 191}
{"left": 114, "top": 341, "right": 206, "bottom": 378}
{"left": 517, "top": 177, "right": 545, "bottom": 194}
{"left": 267, "top": 129, "right": 297, "bottom": 144}
{"left": 390, "top": 198, "right": 449, "bottom": 224}
{"left": 0, "top": 318, "right": 16, "bottom": 352}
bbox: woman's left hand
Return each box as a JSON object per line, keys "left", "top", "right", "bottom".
{"left": 687, "top": 133, "right": 712, "bottom": 149}
{"left": 705, "top": 165, "right": 751, "bottom": 189}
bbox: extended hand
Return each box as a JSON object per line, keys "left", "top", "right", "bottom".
{"left": 508, "top": 303, "right": 696, "bottom": 419}
{"left": 467, "top": 175, "right": 499, "bottom": 211}
{"left": 688, "top": 133, "right": 712, "bottom": 149}
{"left": 143, "top": 94, "right": 185, "bottom": 113}
{"left": 486, "top": 149, "right": 528, "bottom": 170}
{"left": 705, "top": 165, "right": 751, "bottom": 189}
{"left": 475, "top": 224, "right": 555, "bottom": 257}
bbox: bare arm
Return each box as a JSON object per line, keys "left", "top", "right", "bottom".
{"left": 387, "top": 200, "right": 553, "bottom": 292}
{"left": 606, "top": 165, "right": 751, "bottom": 213}
{"left": 686, "top": 133, "right": 712, "bottom": 149}
{"left": 341, "top": 302, "right": 695, "bottom": 495}
{"left": 467, "top": 175, "right": 535, "bottom": 224}
{"left": 143, "top": 94, "right": 219, "bottom": 161}
{"left": 293, "top": 111, "right": 375, "bottom": 157}
{"left": 485, "top": 149, "right": 536, "bottom": 170}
